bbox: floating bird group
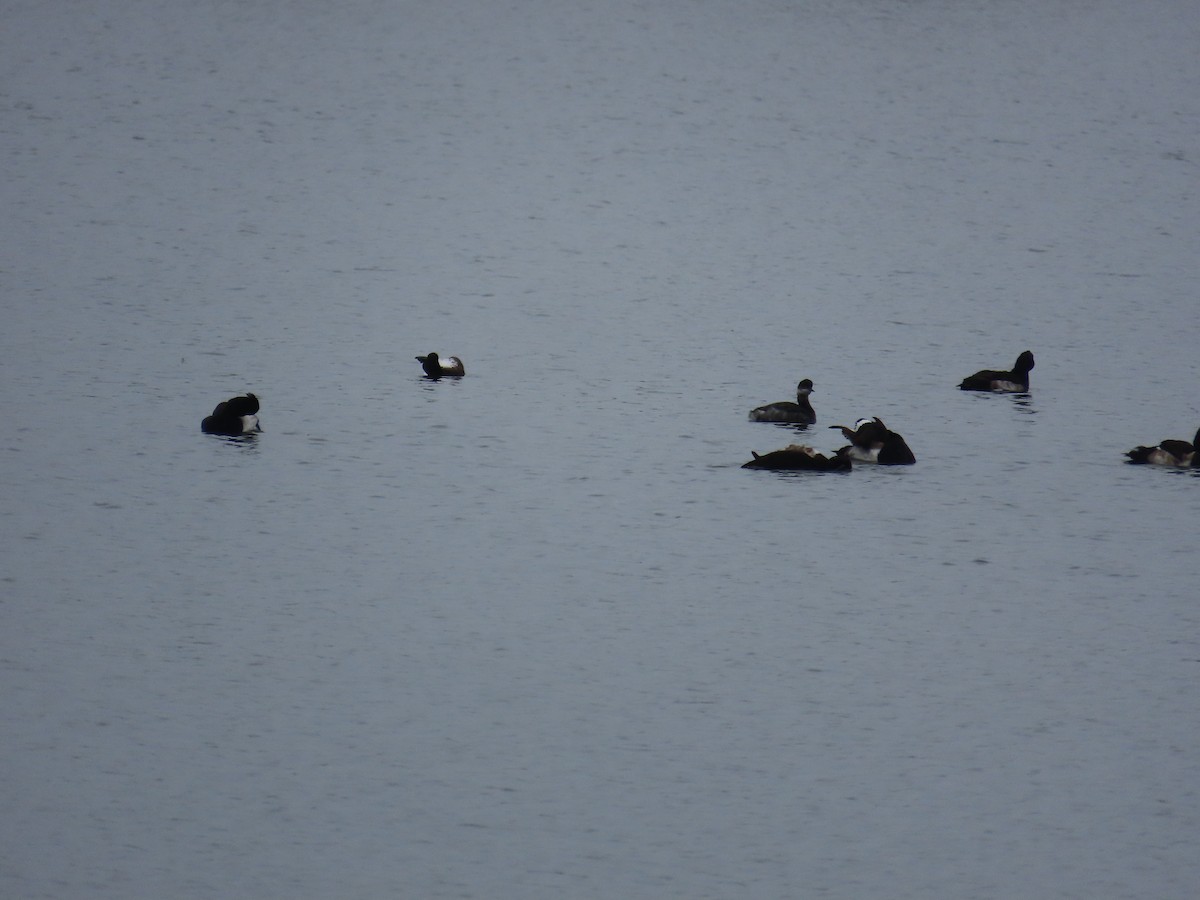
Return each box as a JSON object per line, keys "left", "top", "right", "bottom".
{"left": 743, "top": 352, "right": 1043, "bottom": 470}
{"left": 742, "top": 366, "right": 925, "bottom": 471}
{"left": 198, "top": 348, "right": 1196, "bottom": 472}
{"left": 742, "top": 411, "right": 915, "bottom": 471}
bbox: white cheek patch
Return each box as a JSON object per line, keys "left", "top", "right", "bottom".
{"left": 241, "top": 415, "right": 261, "bottom": 433}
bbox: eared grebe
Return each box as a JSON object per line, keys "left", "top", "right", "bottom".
{"left": 958, "top": 350, "right": 1035, "bottom": 393}
{"left": 749, "top": 379, "right": 816, "bottom": 424}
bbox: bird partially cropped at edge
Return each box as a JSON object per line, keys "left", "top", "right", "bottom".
{"left": 1125, "top": 426, "right": 1200, "bottom": 467}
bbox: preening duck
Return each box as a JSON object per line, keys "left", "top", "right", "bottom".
{"left": 1125, "top": 426, "right": 1200, "bottom": 467}
{"left": 742, "top": 444, "right": 851, "bottom": 471}
{"left": 829, "top": 417, "right": 916, "bottom": 465}
{"left": 416, "top": 352, "right": 466, "bottom": 377}
{"left": 201, "top": 393, "right": 262, "bottom": 436}
{"left": 958, "top": 350, "right": 1035, "bottom": 393}
{"left": 749, "top": 379, "right": 816, "bottom": 424}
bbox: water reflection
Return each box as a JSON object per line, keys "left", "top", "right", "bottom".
{"left": 202, "top": 433, "right": 262, "bottom": 449}
{"left": 1010, "top": 393, "right": 1037, "bottom": 413}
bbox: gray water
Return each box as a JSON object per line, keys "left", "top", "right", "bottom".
{"left": 3, "top": 1, "right": 1199, "bottom": 897}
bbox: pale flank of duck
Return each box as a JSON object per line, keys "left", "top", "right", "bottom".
{"left": 1125, "top": 426, "right": 1200, "bottom": 467}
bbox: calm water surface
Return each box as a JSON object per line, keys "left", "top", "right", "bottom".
{"left": 3, "top": 1, "right": 1198, "bottom": 898}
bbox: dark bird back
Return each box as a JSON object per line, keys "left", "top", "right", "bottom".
{"left": 742, "top": 444, "right": 851, "bottom": 471}
{"left": 201, "top": 393, "right": 262, "bottom": 436}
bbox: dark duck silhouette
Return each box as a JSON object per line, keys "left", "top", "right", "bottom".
{"left": 742, "top": 444, "right": 852, "bottom": 471}
{"left": 749, "top": 379, "right": 816, "bottom": 424}
{"left": 201, "top": 393, "right": 261, "bottom": 436}
{"left": 829, "top": 417, "right": 916, "bottom": 465}
{"left": 1125, "top": 426, "right": 1200, "bottom": 467}
{"left": 958, "top": 350, "right": 1035, "bottom": 393}
{"left": 416, "top": 352, "right": 465, "bottom": 377}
